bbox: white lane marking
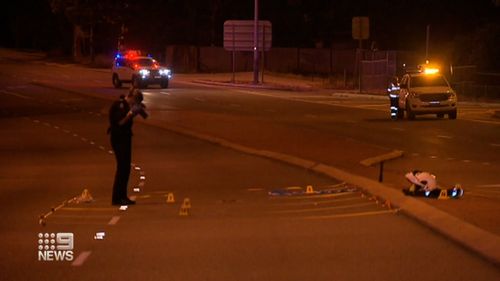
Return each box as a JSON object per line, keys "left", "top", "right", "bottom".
{"left": 108, "top": 216, "right": 121, "bottom": 225}
{"left": 108, "top": 150, "right": 114, "bottom": 154}
{"left": 63, "top": 129, "right": 70, "bottom": 134}
{"left": 446, "top": 157, "right": 455, "bottom": 161}
{"left": 72, "top": 251, "right": 92, "bottom": 266}
{"left": 73, "top": 133, "right": 79, "bottom": 137}
{"left": 43, "top": 122, "right": 50, "bottom": 127}
{"left": 490, "top": 143, "right": 500, "bottom": 147}
{"left": 429, "top": 156, "right": 438, "bottom": 159}
{"left": 475, "top": 184, "right": 500, "bottom": 188}
{"left": 33, "top": 119, "right": 40, "bottom": 123}
{"left": 0, "top": 89, "right": 32, "bottom": 99}
{"left": 437, "top": 135, "right": 453, "bottom": 139}
{"left": 462, "top": 159, "right": 471, "bottom": 163}
{"left": 53, "top": 126, "right": 59, "bottom": 129}
{"left": 98, "top": 145, "right": 105, "bottom": 150}
{"left": 81, "top": 137, "right": 87, "bottom": 142}
{"left": 160, "top": 91, "right": 171, "bottom": 95}
{"left": 90, "top": 141, "right": 95, "bottom": 145}
{"left": 482, "top": 162, "right": 490, "bottom": 165}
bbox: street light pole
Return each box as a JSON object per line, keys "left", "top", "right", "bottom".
{"left": 425, "top": 24, "right": 430, "bottom": 61}
{"left": 253, "top": 0, "right": 259, "bottom": 84}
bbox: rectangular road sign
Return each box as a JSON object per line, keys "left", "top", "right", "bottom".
{"left": 224, "top": 20, "right": 272, "bottom": 52}
{"left": 352, "top": 17, "right": 370, "bottom": 40}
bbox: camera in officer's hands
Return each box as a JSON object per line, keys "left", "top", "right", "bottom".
{"left": 131, "top": 103, "right": 148, "bottom": 119}
{"left": 128, "top": 88, "right": 148, "bottom": 119}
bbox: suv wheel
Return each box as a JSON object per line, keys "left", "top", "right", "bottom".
{"left": 448, "top": 110, "right": 457, "bottom": 120}
{"left": 112, "top": 74, "right": 122, "bottom": 88}
{"left": 132, "top": 76, "right": 142, "bottom": 89}
{"left": 397, "top": 108, "right": 405, "bottom": 119}
{"left": 406, "top": 103, "right": 416, "bottom": 120}
{"left": 160, "top": 79, "right": 169, "bottom": 89}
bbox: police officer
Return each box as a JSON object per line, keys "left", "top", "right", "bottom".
{"left": 388, "top": 76, "right": 400, "bottom": 120}
{"left": 108, "top": 88, "right": 147, "bottom": 205}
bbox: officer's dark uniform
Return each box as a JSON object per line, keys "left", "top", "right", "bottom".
{"left": 108, "top": 95, "right": 133, "bottom": 205}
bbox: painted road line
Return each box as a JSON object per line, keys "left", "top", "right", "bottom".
{"left": 270, "top": 201, "right": 374, "bottom": 214}
{"left": 0, "top": 89, "right": 32, "bottom": 99}
{"left": 437, "top": 135, "right": 453, "bottom": 139}
{"left": 108, "top": 216, "right": 121, "bottom": 225}
{"left": 303, "top": 209, "right": 397, "bottom": 220}
{"left": 72, "top": 251, "right": 92, "bottom": 267}
{"left": 462, "top": 159, "right": 471, "bottom": 163}
{"left": 474, "top": 184, "right": 500, "bottom": 188}
{"left": 272, "top": 196, "right": 360, "bottom": 207}
{"left": 273, "top": 191, "right": 358, "bottom": 200}
{"left": 61, "top": 207, "right": 117, "bottom": 212}
{"left": 430, "top": 156, "right": 438, "bottom": 159}
{"left": 98, "top": 145, "right": 105, "bottom": 150}
{"left": 247, "top": 188, "right": 265, "bottom": 192}
{"left": 490, "top": 143, "right": 500, "bottom": 147}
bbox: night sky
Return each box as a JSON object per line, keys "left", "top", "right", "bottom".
{"left": 2, "top": 0, "right": 499, "bottom": 70}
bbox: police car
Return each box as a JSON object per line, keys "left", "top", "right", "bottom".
{"left": 398, "top": 66, "right": 457, "bottom": 120}
{"left": 112, "top": 50, "right": 172, "bottom": 89}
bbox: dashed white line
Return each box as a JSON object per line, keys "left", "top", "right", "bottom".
{"left": 98, "top": 146, "right": 105, "bottom": 150}
{"left": 429, "top": 156, "right": 438, "bottom": 159}
{"left": 462, "top": 160, "right": 471, "bottom": 163}
{"left": 437, "top": 135, "right": 453, "bottom": 139}
{"left": 108, "top": 216, "right": 121, "bottom": 225}
{"left": 72, "top": 251, "right": 92, "bottom": 266}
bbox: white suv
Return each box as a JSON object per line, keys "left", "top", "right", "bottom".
{"left": 112, "top": 51, "right": 172, "bottom": 89}
{"left": 398, "top": 71, "right": 457, "bottom": 120}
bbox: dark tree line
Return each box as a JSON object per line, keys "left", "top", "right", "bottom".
{"left": 1, "top": 0, "right": 498, "bottom": 69}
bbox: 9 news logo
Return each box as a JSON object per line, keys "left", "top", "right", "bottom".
{"left": 37, "top": 232, "right": 74, "bottom": 261}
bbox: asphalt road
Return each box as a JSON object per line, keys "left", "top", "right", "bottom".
{"left": 0, "top": 49, "right": 499, "bottom": 280}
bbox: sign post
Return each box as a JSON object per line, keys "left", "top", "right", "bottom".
{"left": 352, "top": 17, "right": 370, "bottom": 93}
{"left": 224, "top": 20, "right": 272, "bottom": 83}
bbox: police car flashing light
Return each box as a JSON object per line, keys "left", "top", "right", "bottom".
{"left": 112, "top": 50, "right": 172, "bottom": 89}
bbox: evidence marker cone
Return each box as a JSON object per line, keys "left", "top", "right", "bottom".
{"left": 77, "top": 189, "right": 93, "bottom": 203}
{"left": 182, "top": 198, "right": 191, "bottom": 209}
{"left": 166, "top": 192, "right": 175, "bottom": 203}
{"left": 179, "top": 198, "right": 191, "bottom": 216}
{"left": 306, "top": 185, "right": 314, "bottom": 194}
{"left": 438, "top": 189, "right": 449, "bottom": 200}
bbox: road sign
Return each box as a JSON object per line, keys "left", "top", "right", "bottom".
{"left": 352, "top": 17, "right": 370, "bottom": 40}
{"left": 224, "top": 20, "right": 272, "bottom": 52}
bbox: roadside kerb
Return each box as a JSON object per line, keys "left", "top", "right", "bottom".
{"left": 142, "top": 118, "right": 500, "bottom": 266}
{"left": 32, "top": 81, "right": 500, "bottom": 266}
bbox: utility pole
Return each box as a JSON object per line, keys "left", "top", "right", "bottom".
{"left": 253, "top": 0, "right": 259, "bottom": 84}
{"left": 425, "top": 24, "right": 430, "bottom": 62}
